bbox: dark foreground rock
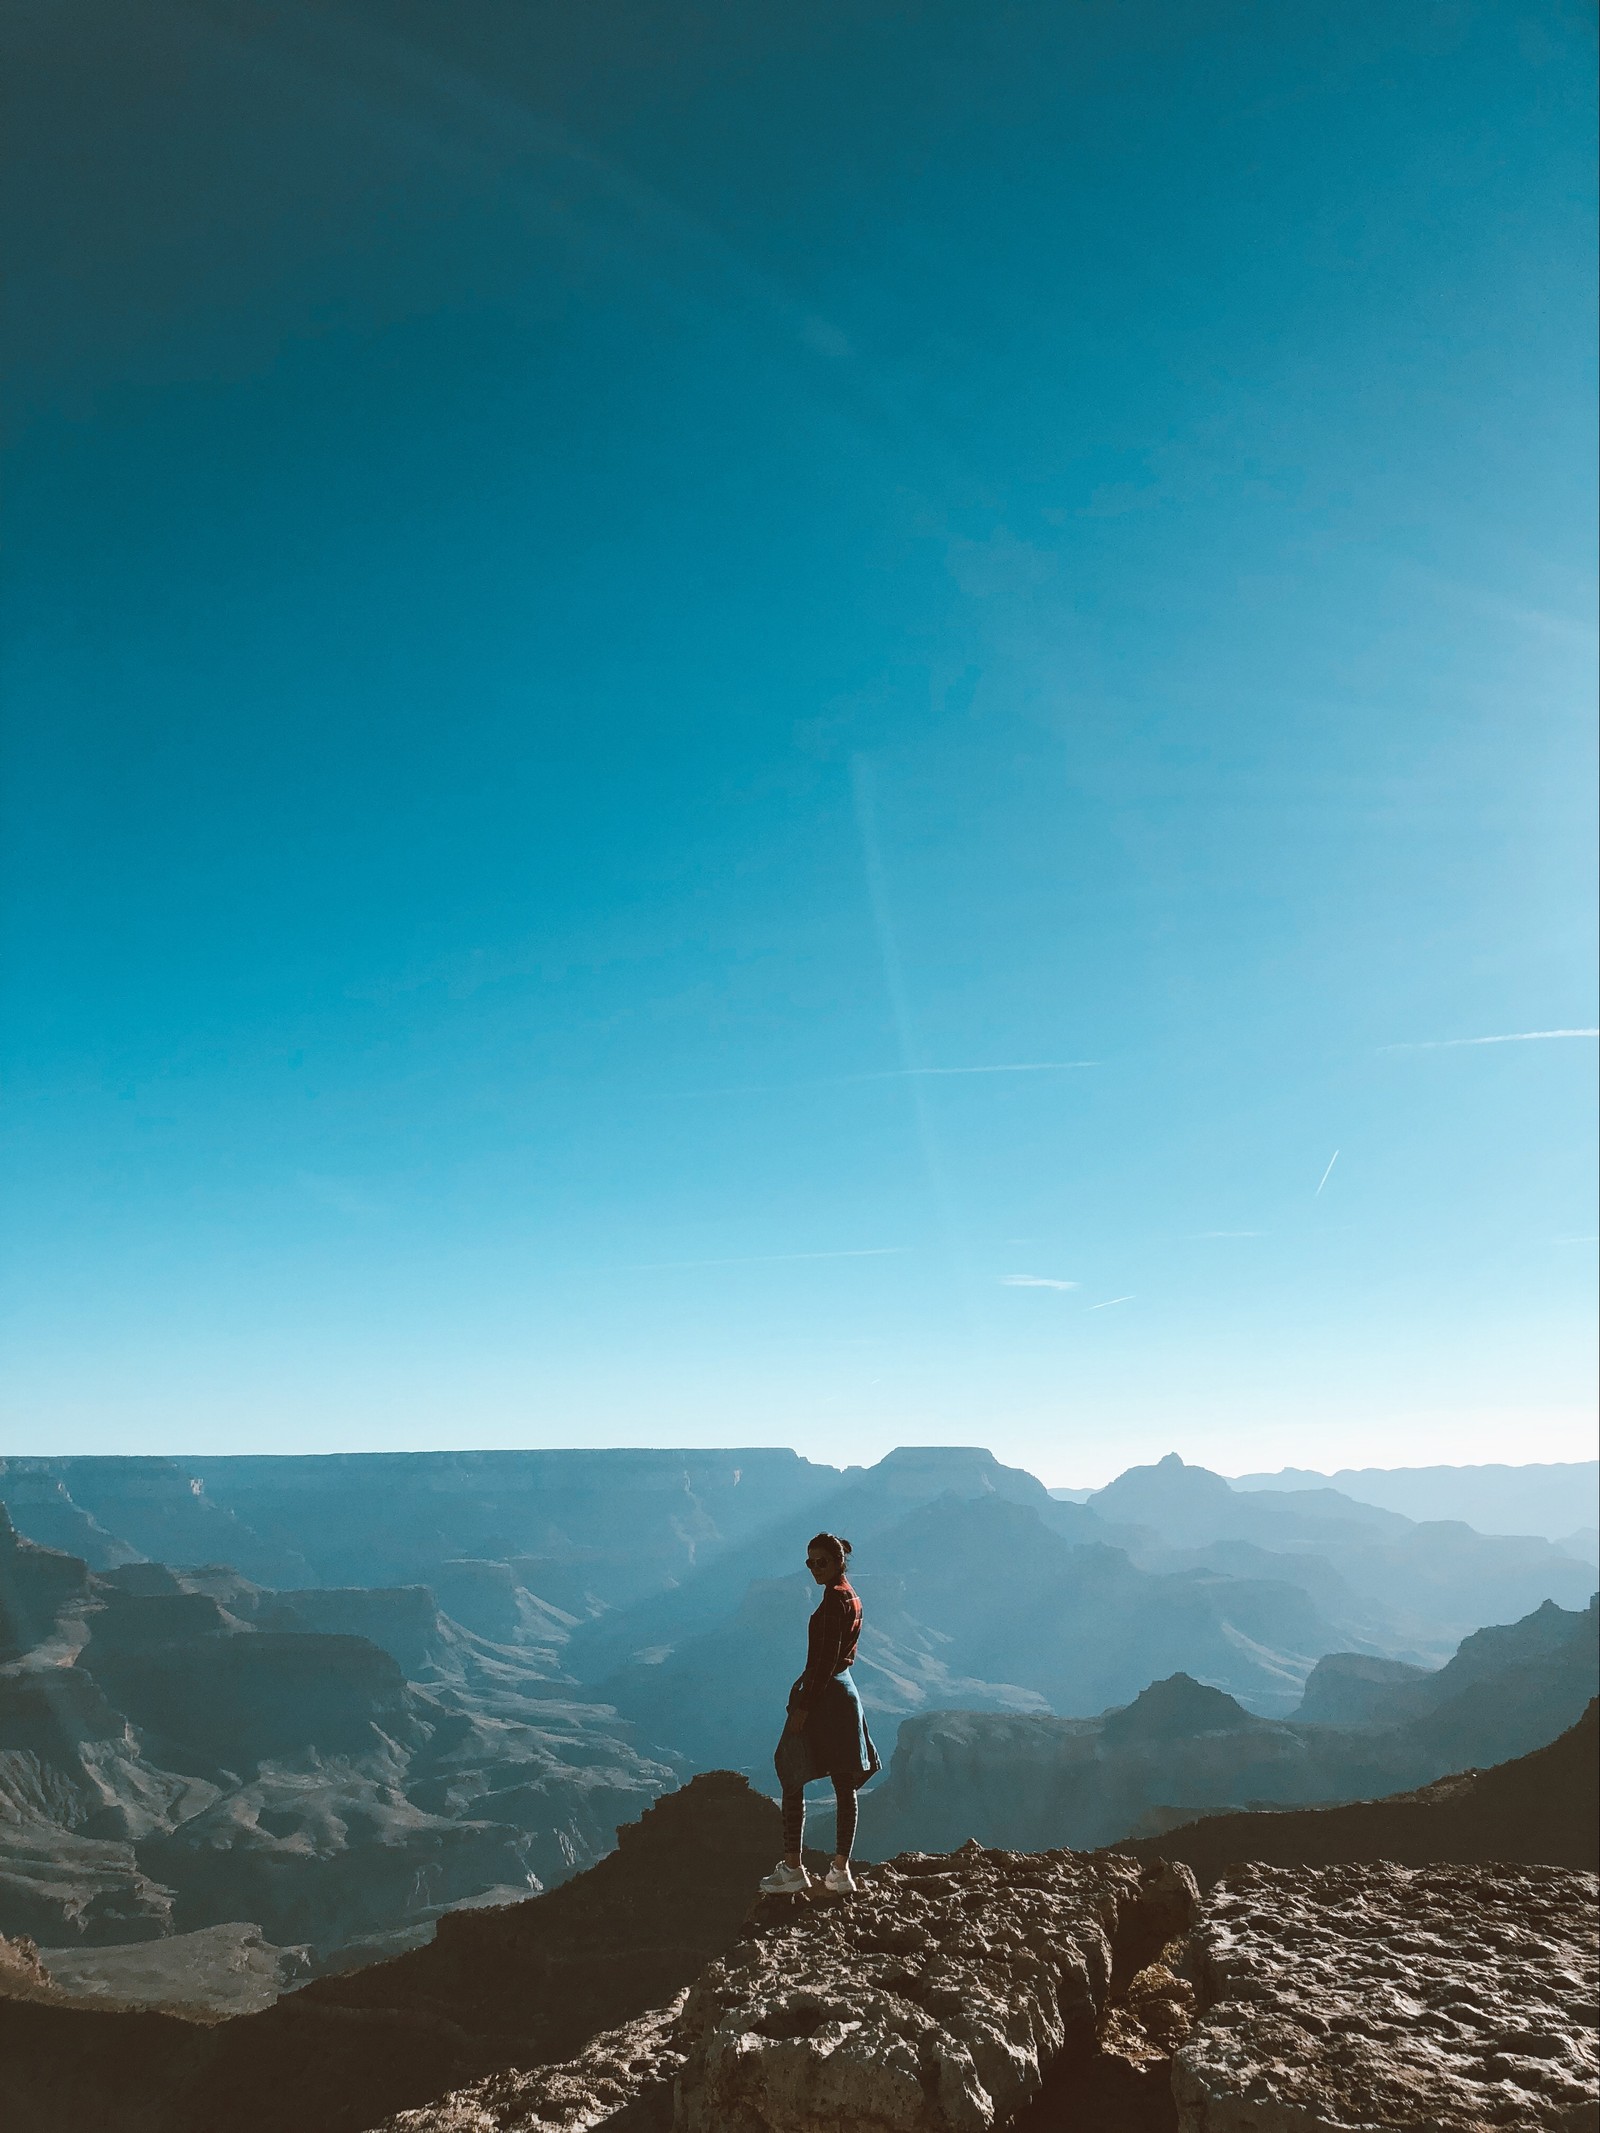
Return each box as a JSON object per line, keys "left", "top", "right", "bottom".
{"left": 1175, "top": 1860, "right": 1599, "bottom": 2132}
{"left": 375, "top": 1997, "right": 687, "bottom": 2131}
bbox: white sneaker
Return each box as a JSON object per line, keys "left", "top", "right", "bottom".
{"left": 823, "top": 1864, "right": 857, "bottom": 1893}
{"left": 758, "top": 1860, "right": 812, "bottom": 1894}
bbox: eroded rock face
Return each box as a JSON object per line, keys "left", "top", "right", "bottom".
{"left": 1174, "top": 1860, "right": 1599, "bottom": 2132}
{"left": 0, "top": 1516, "right": 674, "bottom": 1962}
{"left": 674, "top": 1843, "right": 1199, "bottom": 2133}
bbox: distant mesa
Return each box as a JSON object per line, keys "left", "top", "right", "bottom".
{"left": 1231, "top": 1458, "right": 1600, "bottom": 1544}
{"left": 864, "top": 1443, "right": 1054, "bottom": 1502}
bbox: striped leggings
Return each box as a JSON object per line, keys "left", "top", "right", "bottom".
{"left": 782, "top": 1776, "right": 857, "bottom": 1861}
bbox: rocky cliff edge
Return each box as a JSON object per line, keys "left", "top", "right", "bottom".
{"left": 375, "top": 1848, "right": 1598, "bottom": 2133}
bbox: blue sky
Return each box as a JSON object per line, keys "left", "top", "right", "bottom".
{"left": 2, "top": 0, "right": 1595, "bottom": 1481}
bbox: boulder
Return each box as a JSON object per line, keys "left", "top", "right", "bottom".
{"left": 1174, "top": 1859, "right": 1599, "bottom": 2132}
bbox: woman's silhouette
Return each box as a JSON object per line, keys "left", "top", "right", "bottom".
{"left": 760, "top": 1531, "right": 879, "bottom": 1894}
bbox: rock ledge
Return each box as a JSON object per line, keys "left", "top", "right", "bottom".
{"left": 675, "top": 1842, "right": 1198, "bottom": 2132}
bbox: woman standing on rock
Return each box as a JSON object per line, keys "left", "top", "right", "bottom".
{"left": 760, "top": 1532, "right": 879, "bottom": 1896}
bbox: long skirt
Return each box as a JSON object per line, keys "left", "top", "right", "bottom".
{"left": 774, "top": 1668, "right": 880, "bottom": 1792}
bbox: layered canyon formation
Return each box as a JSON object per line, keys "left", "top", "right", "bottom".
{"left": 2, "top": 1446, "right": 1594, "bottom": 1979}
{"left": 857, "top": 1589, "right": 1598, "bottom": 1857}
{"left": 0, "top": 1508, "right": 669, "bottom": 1961}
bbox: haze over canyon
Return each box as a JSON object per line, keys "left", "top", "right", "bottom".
{"left": 2, "top": 1445, "right": 1593, "bottom": 1979}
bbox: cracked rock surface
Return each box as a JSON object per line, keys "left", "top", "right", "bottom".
{"left": 674, "top": 1842, "right": 1198, "bottom": 2132}
{"left": 1174, "top": 1860, "right": 1599, "bottom": 2132}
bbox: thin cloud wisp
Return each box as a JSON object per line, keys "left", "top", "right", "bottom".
{"left": 1383, "top": 1029, "right": 1600, "bottom": 1051}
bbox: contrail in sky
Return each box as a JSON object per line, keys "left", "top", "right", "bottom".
{"left": 633, "top": 1248, "right": 908, "bottom": 1270}
{"left": 1001, "top": 1274, "right": 1079, "bottom": 1291}
{"left": 1087, "top": 1295, "right": 1133, "bottom": 1310}
{"left": 851, "top": 754, "right": 972, "bottom": 1310}
{"left": 1383, "top": 1030, "right": 1599, "bottom": 1050}
{"left": 657, "top": 1062, "right": 1096, "bottom": 1099}
{"left": 845, "top": 1062, "right": 1097, "bottom": 1081}
{"left": 1315, "top": 1151, "right": 1340, "bottom": 1194}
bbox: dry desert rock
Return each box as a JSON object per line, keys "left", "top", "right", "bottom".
{"left": 1174, "top": 1859, "right": 1599, "bottom": 2132}
{"left": 674, "top": 1843, "right": 1198, "bottom": 2132}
